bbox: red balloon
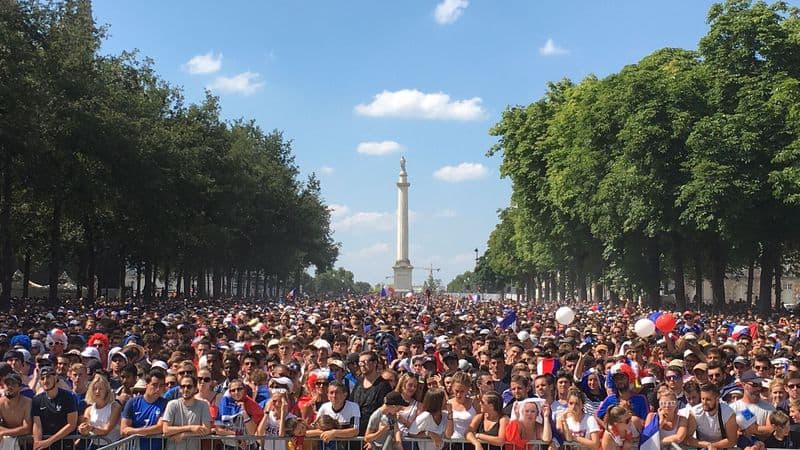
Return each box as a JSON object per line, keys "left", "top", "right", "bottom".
{"left": 655, "top": 313, "right": 676, "bottom": 333}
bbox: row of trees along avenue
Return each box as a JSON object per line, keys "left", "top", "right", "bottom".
{"left": 0, "top": 0, "right": 338, "bottom": 309}
{"left": 483, "top": 0, "right": 800, "bottom": 316}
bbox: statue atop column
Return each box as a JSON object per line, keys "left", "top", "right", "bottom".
{"left": 400, "top": 156, "right": 406, "bottom": 175}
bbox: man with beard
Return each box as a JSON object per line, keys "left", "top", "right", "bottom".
{"left": 594, "top": 363, "right": 648, "bottom": 430}
{"left": 685, "top": 383, "right": 738, "bottom": 449}
{"left": 0, "top": 373, "right": 32, "bottom": 439}
{"left": 351, "top": 351, "right": 392, "bottom": 435}
{"left": 162, "top": 375, "right": 212, "bottom": 450}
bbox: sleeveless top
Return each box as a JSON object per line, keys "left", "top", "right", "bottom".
{"left": 477, "top": 416, "right": 503, "bottom": 450}
{"left": 450, "top": 405, "right": 476, "bottom": 439}
{"left": 88, "top": 402, "right": 121, "bottom": 443}
{"left": 397, "top": 400, "right": 419, "bottom": 435}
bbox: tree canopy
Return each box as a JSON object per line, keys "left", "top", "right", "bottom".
{"left": 485, "top": 0, "right": 800, "bottom": 314}
{"left": 0, "top": 0, "right": 338, "bottom": 308}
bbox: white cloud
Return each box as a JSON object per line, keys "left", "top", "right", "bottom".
{"left": 435, "top": 208, "right": 458, "bottom": 218}
{"left": 333, "top": 211, "right": 393, "bottom": 232}
{"left": 184, "top": 51, "right": 223, "bottom": 74}
{"left": 434, "top": 0, "right": 469, "bottom": 24}
{"left": 433, "top": 162, "right": 488, "bottom": 182}
{"left": 355, "top": 89, "right": 485, "bottom": 121}
{"left": 357, "top": 140, "right": 404, "bottom": 156}
{"left": 352, "top": 242, "right": 391, "bottom": 259}
{"left": 207, "top": 72, "right": 264, "bottom": 95}
{"left": 539, "top": 38, "right": 568, "bottom": 56}
{"left": 328, "top": 204, "right": 351, "bottom": 221}
{"left": 319, "top": 166, "right": 335, "bottom": 174}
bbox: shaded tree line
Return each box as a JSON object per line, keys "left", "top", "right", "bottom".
{"left": 485, "top": 0, "right": 800, "bottom": 315}
{"left": 0, "top": 0, "right": 338, "bottom": 309}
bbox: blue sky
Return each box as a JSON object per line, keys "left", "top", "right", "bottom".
{"left": 93, "top": 0, "right": 732, "bottom": 287}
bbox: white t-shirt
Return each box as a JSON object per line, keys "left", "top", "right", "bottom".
{"left": 317, "top": 400, "right": 361, "bottom": 429}
{"left": 729, "top": 399, "right": 774, "bottom": 429}
{"left": 564, "top": 413, "right": 600, "bottom": 439}
{"left": 409, "top": 411, "right": 448, "bottom": 450}
{"left": 690, "top": 402, "right": 735, "bottom": 442}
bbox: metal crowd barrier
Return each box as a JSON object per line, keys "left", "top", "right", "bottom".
{"left": 5, "top": 434, "right": 580, "bottom": 450}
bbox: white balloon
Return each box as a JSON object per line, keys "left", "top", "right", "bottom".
{"left": 555, "top": 307, "right": 575, "bottom": 325}
{"left": 405, "top": 292, "right": 414, "bottom": 299}
{"left": 517, "top": 331, "right": 530, "bottom": 342}
{"left": 634, "top": 318, "right": 656, "bottom": 338}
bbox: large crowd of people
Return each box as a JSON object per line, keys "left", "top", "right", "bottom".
{"left": 0, "top": 294, "right": 798, "bottom": 450}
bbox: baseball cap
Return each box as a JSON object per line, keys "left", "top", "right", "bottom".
{"left": 267, "top": 339, "right": 280, "bottom": 348}
{"left": 39, "top": 365, "right": 56, "bottom": 376}
{"left": 328, "top": 359, "right": 345, "bottom": 370}
{"left": 80, "top": 347, "right": 100, "bottom": 360}
{"left": 667, "top": 359, "right": 685, "bottom": 369}
{"left": 441, "top": 352, "right": 458, "bottom": 362}
{"left": 384, "top": 391, "right": 410, "bottom": 407}
{"left": 3, "top": 350, "right": 21, "bottom": 361}
{"left": 740, "top": 370, "right": 763, "bottom": 385}
{"left": 733, "top": 356, "right": 750, "bottom": 366}
{"left": 693, "top": 362, "right": 708, "bottom": 373}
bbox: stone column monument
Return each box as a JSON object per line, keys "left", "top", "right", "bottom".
{"left": 393, "top": 157, "right": 413, "bottom": 291}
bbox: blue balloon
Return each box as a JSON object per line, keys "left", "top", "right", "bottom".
{"left": 648, "top": 311, "right": 662, "bottom": 322}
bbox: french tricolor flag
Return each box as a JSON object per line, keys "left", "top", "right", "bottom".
{"left": 639, "top": 413, "right": 660, "bottom": 450}
{"left": 380, "top": 285, "right": 387, "bottom": 298}
{"left": 537, "top": 357, "right": 561, "bottom": 376}
{"left": 730, "top": 323, "right": 758, "bottom": 340}
{"left": 286, "top": 288, "right": 296, "bottom": 299}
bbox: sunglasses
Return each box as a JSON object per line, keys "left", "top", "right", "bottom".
{"left": 315, "top": 381, "right": 329, "bottom": 386}
{"left": 199, "top": 377, "right": 212, "bottom": 383}
{"left": 179, "top": 384, "right": 194, "bottom": 390}
{"left": 178, "top": 371, "right": 193, "bottom": 376}
{"left": 229, "top": 387, "right": 245, "bottom": 393}
{"left": 787, "top": 383, "right": 800, "bottom": 389}
{"left": 665, "top": 375, "right": 680, "bottom": 381}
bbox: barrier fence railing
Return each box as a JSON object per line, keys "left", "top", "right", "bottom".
{"left": 91, "top": 435, "right": 577, "bottom": 450}
{"left": 15, "top": 435, "right": 787, "bottom": 450}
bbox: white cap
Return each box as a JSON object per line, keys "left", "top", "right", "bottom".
{"left": 313, "top": 339, "right": 331, "bottom": 351}
{"left": 81, "top": 347, "right": 100, "bottom": 360}
{"left": 151, "top": 360, "right": 168, "bottom": 370}
{"left": 458, "top": 359, "right": 471, "bottom": 371}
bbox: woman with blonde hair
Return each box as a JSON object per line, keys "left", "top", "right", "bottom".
{"left": 445, "top": 371, "right": 477, "bottom": 439}
{"left": 504, "top": 398, "right": 552, "bottom": 450}
{"left": 395, "top": 373, "right": 422, "bottom": 438}
{"left": 644, "top": 389, "right": 689, "bottom": 449}
{"left": 78, "top": 374, "right": 122, "bottom": 448}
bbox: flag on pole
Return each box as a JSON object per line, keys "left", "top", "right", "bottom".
{"left": 537, "top": 357, "right": 561, "bottom": 376}
{"left": 380, "top": 285, "right": 387, "bottom": 298}
{"left": 286, "top": 288, "right": 296, "bottom": 299}
{"left": 639, "top": 413, "right": 660, "bottom": 450}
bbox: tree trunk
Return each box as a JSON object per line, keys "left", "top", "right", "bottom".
{"left": 21, "top": 249, "right": 31, "bottom": 299}
{"left": 775, "top": 252, "right": 783, "bottom": 311}
{"left": 645, "top": 239, "right": 661, "bottom": 309}
{"left": 0, "top": 158, "right": 13, "bottom": 308}
{"left": 143, "top": 260, "right": 153, "bottom": 303}
{"left": 236, "top": 270, "right": 243, "bottom": 298}
{"left": 197, "top": 269, "right": 205, "bottom": 297}
{"left": 135, "top": 264, "right": 141, "bottom": 298}
{"left": 213, "top": 268, "right": 222, "bottom": 298}
{"left": 746, "top": 258, "right": 755, "bottom": 307}
{"left": 118, "top": 261, "right": 126, "bottom": 300}
{"left": 575, "top": 262, "right": 588, "bottom": 303}
{"left": 709, "top": 242, "right": 726, "bottom": 312}
{"left": 48, "top": 197, "right": 63, "bottom": 305}
{"left": 694, "top": 256, "right": 703, "bottom": 308}
{"left": 162, "top": 264, "right": 170, "bottom": 298}
{"left": 758, "top": 241, "right": 776, "bottom": 316}
{"left": 184, "top": 272, "right": 192, "bottom": 298}
{"left": 557, "top": 270, "right": 566, "bottom": 302}
{"left": 671, "top": 235, "right": 686, "bottom": 311}
{"left": 543, "top": 273, "right": 551, "bottom": 302}
{"left": 87, "top": 239, "right": 97, "bottom": 302}
{"left": 609, "top": 290, "right": 620, "bottom": 306}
